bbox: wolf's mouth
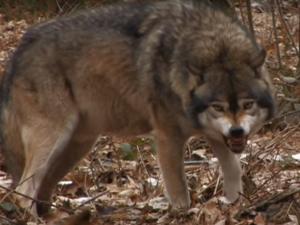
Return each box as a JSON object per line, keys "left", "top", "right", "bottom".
{"left": 223, "top": 136, "right": 248, "bottom": 153}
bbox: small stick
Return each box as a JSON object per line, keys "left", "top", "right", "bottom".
{"left": 73, "top": 190, "right": 109, "bottom": 211}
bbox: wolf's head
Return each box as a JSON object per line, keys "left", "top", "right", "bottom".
{"left": 175, "top": 47, "right": 276, "bottom": 153}
{"left": 167, "top": 3, "right": 276, "bottom": 153}
{"left": 185, "top": 49, "right": 275, "bottom": 153}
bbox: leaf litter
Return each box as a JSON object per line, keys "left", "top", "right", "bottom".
{"left": 0, "top": 1, "right": 300, "bottom": 224}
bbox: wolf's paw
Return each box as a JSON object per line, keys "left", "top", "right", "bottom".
{"left": 170, "top": 198, "right": 191, "bottom": 212}
{"left": 163, "top": 187, "right": 191, "bottom": 211}
{"left": 224, "top": 189, "right": 242, "bottom": 203}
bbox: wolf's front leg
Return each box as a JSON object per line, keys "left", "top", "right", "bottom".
{"left": 207, "top": 138, "right": 243, "bottom": 202}
{"left": 149, "top": 104, "right": 191, "bottom": 211}
{"left": 155, "top": 131, "right": 190, "bottom": 210}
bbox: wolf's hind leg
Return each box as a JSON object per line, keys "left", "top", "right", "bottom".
{"left": 36, "top": 136, "right": 97, "bottom": 215}
{"left": 15, "top": 114, "right": 82, "bottom": 214}
{"left": 207, "top": 138, "right": 243, "bottom": 202}
{"left": 0, "top": 107, "right": 25, "bottom": 188}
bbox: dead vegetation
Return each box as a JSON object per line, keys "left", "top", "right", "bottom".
{"left": 0, "top": 0, "right": 300, "bottom": 224}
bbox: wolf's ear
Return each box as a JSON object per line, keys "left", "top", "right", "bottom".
{"left": 250, "top": 49, "right": 266, "bottom": 68}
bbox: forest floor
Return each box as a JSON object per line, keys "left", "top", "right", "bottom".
{"left": 0, "top": 1, "right": 300, "bottom": 224}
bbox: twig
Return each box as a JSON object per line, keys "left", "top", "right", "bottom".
{"left": 184, "top": 160, "right": 211, "bottom": 165}
{"left": 244, "top": 126, "right": 293, "bottom": 175}
{"left": 238, "top": 0, "right": 246, "bottom": 25}
{"left": 154, "top": 160, "right": 212, "bottom": 169}
{"left": 187, "top": 142, "right": 192, "bottom": 160}
{"left": 89, "top": 138, "right": 109, "bottom": 190}
{"left": 0, "top": 176, "right": 38, "bottom": 220}
{"left": 276, "top": 0, "right": 299, "bottom": 58}
{"left": 250, "top": 167, "right": 283, "bottom": 196}
{"left": 270, "top": 187, "right": 300, "bottom": 204}
{"left": 111, "top": 141, "right": 124, "bottom": 179}
{"left": 245, "top": 0, "right": 255, "bottom": 35}
{"left": 271, "top": 0, "right": 282, "bottom": 68}
{"left": 272, "top": 80, "right": 295, "bottom": 87}
{"left": 73, "top": 190, "right": 109, "bottom": 211}
{"left": 136, "top": 145, "right": 151, "bottom": 177}
{"left": 213, "top": 175, "right": 220, "bottom": 196}
{"left": 0, "top": 215, "right": 19, "bottom": 225}
{"left": 0, "top": 184, "right": 73, "bottom": 213}
{"left": 299, "top": 0, "right": 300, "bottom": 69}
{"left": 282, "top": 97, "right": 300, "bottom": 103}
{"left": 0, "top": 175, "right": 34, "bottom": 206}
{"left": 198, "top": 179, "right": 218, "bottom": 196}
{"left": 238, "top": 188, "right": 300, "bottom": 217}
{"left": 238, "top": 191, "right": 251, "bottom": 203}
{"left": 284, "top": 201, "right": 293, "bottom": 219}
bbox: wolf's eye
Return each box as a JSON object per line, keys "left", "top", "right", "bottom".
{"left": 243, "top": 101, "right": 254, "bottom": 110}
{"left": 212, "top": 104, "right": 224, "bottom": 112}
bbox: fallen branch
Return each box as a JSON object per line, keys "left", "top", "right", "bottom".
{"left": 0, "top": 184, "right": 73, "bottom": 213}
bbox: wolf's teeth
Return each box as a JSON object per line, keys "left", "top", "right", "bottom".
{"left": 228, "top": 138, "right": 245, "bottom": 147}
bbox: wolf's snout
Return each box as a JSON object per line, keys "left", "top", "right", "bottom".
{"left": 229, "top": 126, "right": 244, "bottom": 138}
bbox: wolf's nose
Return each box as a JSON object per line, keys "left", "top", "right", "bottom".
{"left": 229, "top": 126, "right": 244, "bottom": 138}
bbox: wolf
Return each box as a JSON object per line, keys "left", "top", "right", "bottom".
{"left": 0, "top": 0, "right": 276, "bottom": 215}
